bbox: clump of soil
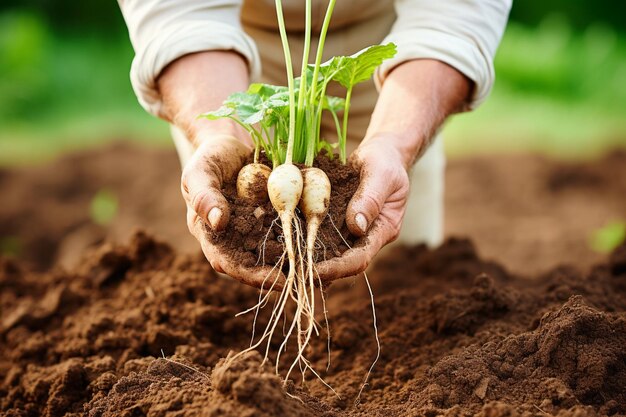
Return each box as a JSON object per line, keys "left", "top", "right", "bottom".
{"left": 209, "top": 154, "right": 360, "bottom": 268}
{"left": 87, "top": 351, "right": 317, "bottom": 417}
{"left": 2, "top": 231, "right": 626, "bottom": 416}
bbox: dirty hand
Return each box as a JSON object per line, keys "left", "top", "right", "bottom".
{"left": 181, "top": 134, "right": 283, "bottom": 289}
{"left": 158, "top": 51, "right": 282, "bottom": 288}
{"left": 315, "top": 60, "right": 471, "bottom": 282}
{"left": 315, "top": 135, "right": 410, "bottom": 282}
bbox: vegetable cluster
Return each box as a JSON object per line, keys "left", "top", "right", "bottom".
{"left": 213, "top": 0, "right": 396, "bottom": 390}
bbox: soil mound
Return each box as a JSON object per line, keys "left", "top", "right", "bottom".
{"left": 2, "top": 231, "right": 626, "bottom": 416}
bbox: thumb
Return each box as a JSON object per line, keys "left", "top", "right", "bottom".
{"left": 345, "top": 163, "right": 393, "bottom": 237}
{"left": 181, "top": 161, "right": 231, "bottom": 232}
{"left": 181, "top": 135, "right": 249, "bottom": 232}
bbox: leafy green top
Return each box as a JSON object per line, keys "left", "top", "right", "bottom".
{"left": 200, "top": 0, "right": 396, "bottom": 168}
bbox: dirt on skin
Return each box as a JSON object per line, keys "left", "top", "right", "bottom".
{"left": 208, "top": 153, "right": 360, "bottom": 269}
{"left": 1, "top": 231, "right": 626, "bottom": 416}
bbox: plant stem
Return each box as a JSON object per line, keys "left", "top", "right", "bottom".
{"left": 340, "top": 86, "right": 353, "bottom": 164}
{"left": 309, "top": 0, "right": 336, "bottom": 105}
{"left": 254, "top": 143, "right": 260, "bottom": 163}
{"left": 330, "top": 109, "right": 342, "bottom": 144}
{"left": 275, "top": 0, "right": 296, "bottom": 165}
{"left": 305, "top": 0, "right": 336, "bottom": 165}
{"left": 297, "top": 0, "right": 312, "bottom": 163}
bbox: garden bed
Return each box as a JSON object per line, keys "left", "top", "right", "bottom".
{"left": 1, "top": 144, "right": 625, "bottom": 416}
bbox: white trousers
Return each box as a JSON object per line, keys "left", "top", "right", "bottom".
{"left": 171, "top": 125, "right": 444, "bottom": 247}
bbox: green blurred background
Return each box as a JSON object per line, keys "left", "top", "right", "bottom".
{"left": 1, "top": 0, "right": 625, "bottom": 165}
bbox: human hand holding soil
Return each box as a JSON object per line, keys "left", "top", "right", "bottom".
{"left": 158, "top": 52, "right": 286, "bottom": 288}
{"left": 159, "top": 53, "right": 470, "bottom": 288}
{"left": 318, "top": 59, "right": 472, "bottom": 282}
{"left": 315, "top": 137, "right": 410, "bottom": 282}
{"left": 181, "top": 134, "right": 285, "bottom": 289}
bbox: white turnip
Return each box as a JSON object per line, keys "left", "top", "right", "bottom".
{"left": 236, "top": 163, "right": 271, "bottom": 204}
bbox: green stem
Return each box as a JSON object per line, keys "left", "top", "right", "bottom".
{"left": 253, "top": 142, "right": 260, "bottom": 163}
{"left": 297, "top": 0, "right": 312, "bottom": 163}
{"left": 305, "top": 0, "right": 336, "bottom": 165}
{"left": 330, "top": 109, "right": 342, "bottom": 144}
{"left": 308, "top": 0, "right": 336, "bottom": 106}
{"left": 275, "top": 0, "right": 296, "bottom": 165}
{"left": 340, "top": 86, "right": 353, "bottom": 164}
{"left": 304, "top": 110, "right": 316, "bottom": 166}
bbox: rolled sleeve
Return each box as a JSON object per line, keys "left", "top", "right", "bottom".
{"left": 119, "top": 0, "right": 261, "bottom": 117}
{"left": 375, "top": 0, "right": 511, "bottom": 109}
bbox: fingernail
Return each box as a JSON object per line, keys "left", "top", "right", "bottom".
{"left": 355, "top": 213, "right": 368, "bottom": 234}
{"left": 208, "top": 207, "right": 222, "bottom": 229}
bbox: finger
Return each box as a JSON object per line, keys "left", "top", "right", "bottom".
{"left": 315, "top": 222, "right": 387, "bottom": 282}
{"left": 346, "top": 162, "right": 396, "bottom": 237}
{"left": 181, "top": 136, "right": 250, "bottom": 232}
{"left": 181, "top": 160, "right": 231, "bottom": 232}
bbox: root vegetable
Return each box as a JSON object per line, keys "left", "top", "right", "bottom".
{"left": 265, "top": 163, "right": 305, "bottom": 370}
{"left": 267, "top": 164, "right": 303, "bottom": 215}
{"left": 267, "top": 163, "right": 303, "bottom": 303}
{"left": 236, "top": 163, "right": 271, "bottom": 204}
{"left": 300, "top": 166, "right": 331, "bottom": 292}
{"left": 300, "top": 167, "right": 331, "bottom": 222}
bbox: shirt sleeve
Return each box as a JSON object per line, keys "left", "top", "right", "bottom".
{"left": 118, "top": 0, "right": 261, "bottom": 117}
{"left": 374, "top": 0, "right": 512, "bottom": 110}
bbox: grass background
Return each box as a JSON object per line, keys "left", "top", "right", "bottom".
{"left": 0, "top": 4, "right": 625, "bottom": 165}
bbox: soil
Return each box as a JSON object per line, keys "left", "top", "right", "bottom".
{"left": 1, "top": 143, "right": 626, "bottom": 416}
{"left": 2, "top": 143, "right": 625, "bottom": 275}
{"left": 1, "top": 232, "right": 625, "bottom": 416}
{"left": 209, "top": 154, "right": 360, "bottom": 269}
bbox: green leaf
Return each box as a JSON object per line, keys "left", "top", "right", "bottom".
{"left": 199, "top": 105, "right": 233, "bottom": 120}
{"left": 590, "top": 221, "right": 626, "bottom": 253}
{"left": 323, "top": 95, "right": 345, "bottom": 113}
{"left": 317, "top": 139, "right": 338, "bottom": 158}
{"left": 237, "top": 84, "right": 293, "bottom": 126}
{"left": 248, "top": 83, "right": 287, "bottom": 99}
{"left": 320, "top": 43, "right": 397, "bottom": 89}
{"left": 224, "top": 91, "right": 264, "bottom": 124}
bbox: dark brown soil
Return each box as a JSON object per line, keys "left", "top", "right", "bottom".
{"left": 2, "top": 143, "right": 626, "bottom": 275}
{"left": 209, "top": 154, "right": 360, "bottom": 269}
{"left": 2, "top": 143, "right": 626, "bottom": 416}
{"left": 445, "top": 150, "right": 626, "bottom": 274}
{"left": 1, "top": 232, "right": 626, "bottom": 416}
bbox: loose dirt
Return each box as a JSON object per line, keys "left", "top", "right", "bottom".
{"left": 210, "top": 154, "right": 360, "bottom": 269}
{"left": 1, "top": 232, "right": 625, "bottom": 416}
{"left": 1, "top": 143, "right": 626, "bottom": 416}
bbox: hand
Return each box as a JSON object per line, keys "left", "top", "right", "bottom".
{"left": 315, "top": 136, "right": 410, "bottom": 282}
{"left": 181, "top": 134, "right": 285, "bottom": 289}
{"left": 314, "top": 60, "right": 471, "bottom": 283}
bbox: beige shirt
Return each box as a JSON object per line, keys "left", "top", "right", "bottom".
{"left": 119, "top": 0, "right": 511, "bottom": 137}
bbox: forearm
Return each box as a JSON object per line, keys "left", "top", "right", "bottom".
{"left": 364, "top": 59, "right": 471, "bottom": 170}
{"left": 158, "top": 51, "right": 251, "bottom": 147}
